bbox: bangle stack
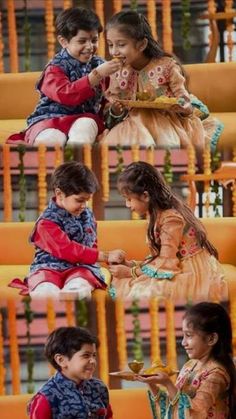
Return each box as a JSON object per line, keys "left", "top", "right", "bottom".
{"left": 109, "top": 106, "right": 125, "bottom": 119}
{"left": 131, "top": 265, "right": 138, "bottom": 280}
{"left": 170, "top": 390, "right": 180, "bottom": 406}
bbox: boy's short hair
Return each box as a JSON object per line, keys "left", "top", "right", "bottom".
{"left": 51, "top": 161, "right": 99, "bottom": 196}
{"left": 45, "top": 326, "right": 98, "bottom": 371}
{"left": 56, "top": 7, "right": 103, "bottom": 40}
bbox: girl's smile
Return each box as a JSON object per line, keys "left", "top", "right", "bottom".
{"left": 106, "top": 27, "right": 150, "bottom": 70}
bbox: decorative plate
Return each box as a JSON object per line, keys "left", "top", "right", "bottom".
{"left": 119, "top": 96, "right": 179, "bottom": 109}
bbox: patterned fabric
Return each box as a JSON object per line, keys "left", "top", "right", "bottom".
{"left": 112, "top": 209, "right": 226, "bottom": 301}
{"left": 27, "top": 48, "right": 104, "bottom": 127}
{"left": 148, "top": 360, "right": 230, "bottom": 419}
{"left": 100, "top": 56, "right": 223, "bottom": 152}
{"left": 29, "top": 372, "right": 110, "bottom": 419}
{"left": 30, "top": 199, "right": 105, "bottom": 284}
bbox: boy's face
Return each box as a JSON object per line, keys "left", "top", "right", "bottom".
{"left": 56, "top": 343, "right": 97, "bottom": 384}
{"left": 55, "top": 189, "right": 92, "bottom": 216}
{"left": 58, "top": 29, "right": 99, "bottom": 62}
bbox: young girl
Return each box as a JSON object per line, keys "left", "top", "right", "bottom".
{"left": 100, "top": 11, "right": 223, "bottom": 156}
{"left": 6, "top": 7, "right": 121, "bottom": 146}
{"left": 108, "top": 161, "right": 226, "bottom": 301}
{"left": 29, "top": 326, "right": 113, "bottom": 418}
{"left": 137, "top": 302, "right": 236, "bottom": 418}
{"left": 9, "top": 161, "right": 125, "bottom": 299}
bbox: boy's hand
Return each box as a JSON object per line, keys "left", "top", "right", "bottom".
{"left": 97, "top": 60, "right": 122, "bottom": 77}
{"left": 108, "top": 250, "right": 126, "bottom": 264}
{"left": 108, "top": 264, "right": 131, "bottom": 278}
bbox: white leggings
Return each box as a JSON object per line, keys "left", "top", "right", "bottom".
{"left": 34, "top": 128, "right": 67, "bottom": 146}
{"left": 30, "top": 278, "right": 94, "bottom": 300}
{"left": 61, "top": 277, "right": 94, "bottom": 300}
{"left": 34, "top": 118, "right": 98, "bottom": 146}
{"left": 67, "top": 118, "right": 98, "bottom": 145}
{"left": 30, "top": 282, "right": 60, "bottom": 299}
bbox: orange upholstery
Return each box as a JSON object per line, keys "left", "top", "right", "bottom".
{"left": 0, "top": 388, "right": 152, "bottom": 419}
{"left": 1, "top": 63, "right": 236, "bottom": 149}
{"left": 0, "top": 218, "right": 236, "bottom": 298}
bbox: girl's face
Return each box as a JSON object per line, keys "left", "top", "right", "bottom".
{"left": 56, "top": 343, "right": 97, "bottom": 384}
{"left": 55, "top": 189, "right": 92, "bottom": 216}
{"left": 106, "top": 27, "right": 148, "bottom": 69}
{"left": 58, "top": 29, "right": 99, "bottom": 62}
{"left": 123, "top": 192, "right": 149, "bottom": 216}
{"left": 182, "top": 319, "right": 216, "bottom": 363}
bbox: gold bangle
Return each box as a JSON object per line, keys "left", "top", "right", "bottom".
{"left": 130, "top": 260, "right": 138, "bottom": 267}
{"left": 170, "top": 390, "right": 180, "bottom": 406}
{"left": 131, "top": 266, "right": 138, "bottom": 280}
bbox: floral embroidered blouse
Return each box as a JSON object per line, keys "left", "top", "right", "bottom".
{"left": 149, "top": 359, "right": 230, "bottom": 418}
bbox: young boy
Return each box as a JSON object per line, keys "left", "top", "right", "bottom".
{"left": 28, "top": 327, "right": 113, "bottom": 418}
{"left": 9, "top": 161, "right": 125, "bottom": 299}
{"left": 7, "top": 7, "right": 121, "bottom": 146}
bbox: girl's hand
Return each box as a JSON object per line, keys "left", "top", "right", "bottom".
{"left": 97, "top": 60, "right": 122, "bottom": 78}
{"left": 108, "top": 250, "right": 126, "bottom": 264}
{"left": 110, "top": 100, "right": 126, "bottom": 116}
{"left": 135, "top": 372, "right": 171, "bottom": 386}
{"left": 108, "top": 264, "right": 131, "bottom": 279}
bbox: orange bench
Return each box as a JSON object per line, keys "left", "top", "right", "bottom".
{"left": 1, "top": 63, "right": 236, "bottom": 150}
{"left": 0, "top": 218, "right": 236, "bottom": 299}
{"left": 0, "top": 388, "right": 152, "bottom": 419}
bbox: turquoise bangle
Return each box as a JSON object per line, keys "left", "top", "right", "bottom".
{"left": 141, "top": 264, "right": 174, "bottom": 280}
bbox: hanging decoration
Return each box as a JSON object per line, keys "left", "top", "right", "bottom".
{"left": 6, "top": 0, "right": 19, "bottom": 72}
{"left": 203, "top": 145, "right": 211, "bottom": 217}
{"left": 54, "top": 145, "right": 64, "bottom": 167}
{"left": 130, "top": 299, "right": 143, "bottom": 362}
{"left": 94, "top": 0, "right": 105, "bottom": 57}
{"left": 7, "top": 300, "right": 21, "bottom": 394}
{"left": 130, "top": 0, "right": 138, "bottom": 11}
{"left": 75, "top": 300, "right": 88, "bottom": 327}
{"left": 101, "top": 144, "right": 109, "bottom": 202}
{"left": 162, "top": 0, "right": 173, "bottom": 53}
{"left": 165, "top": 300, "right": 178, "bottom": 370}
{"left": 149, "top": 298, "right": 161, "bottom": 363}
{"left": 45, "top": 0, "right": 56, "bottom": 60}
{"left": 0, "top": 310, "right": 6, "bottom": 395}
{"left": 23, "top": 297, "right": 35, "bottom": 393}
{"left": 65, "top": 301, "right": 76, "bottom": 326}
{"left": 163, "top": 149, "right": 173, "bottom": 184}
{"left": 63, "top": 0, "right": 73, "bottom": 8}
{"left": 112, "top": 0, "right": 122, "bottom": 14}
{"left": 0, "top": 11, "right": 4, "bottom": 73}
{"left": 115, "top": 145, "right": 124, "bottom": 174}
{"left": 46, "top": 299, "right": 56, "bottom": 375}
{"left": 181, "top": 0, "right": 191, "bottom": 50}
{"left": 115, "top": 299, "right": 127, "bottom": 370}
{"left": 23, "top": 0, "right": 31, "bottom": 71}
{"left": 18, "top": 145, "right": 26, "bottom": 222}
{"left": 3, "top": 145, "right": 12, "bottom": 222}
{"left": 95, "top": 293, "right": 109, "bottom": 385}
{"left": 147, "top": 0, "right": 157, "bottom": 39}
{"left": 146, "top": 147, "right": 154, "bottom": 166}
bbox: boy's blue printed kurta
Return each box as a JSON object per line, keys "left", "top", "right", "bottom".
{"left": 27, "top": 48, "right": 104, "bottom": 127}
{"left": 29, "top": 371, "right": 109, "bottom": 418}
{"left": 29, "top": 199, "right": 105, "bottom": 285}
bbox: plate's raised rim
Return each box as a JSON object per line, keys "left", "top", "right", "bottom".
{"left": 119, "top": 97, "right": 178, "bottom": 109}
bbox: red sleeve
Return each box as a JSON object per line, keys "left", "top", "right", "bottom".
{"left": 106, "top": 403, "right": 113, "bottom": 418}
{"left": 29, "top": 394, "right": 52, "bottom": 419}
{"left": 33, "top": 219, "right": 99, "bottom": 264}
{"left": 40, "top": 65, "right": 96, "bottom": 106}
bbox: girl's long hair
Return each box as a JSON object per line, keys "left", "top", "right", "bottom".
{"left": 117, "top": 161, "right": 218, "bottom": 258}
{"left": 183, "top": 302, "right": 236, "bottom": 418}
{"left": 106, "top": 10, "right": 186, "bottom": 76}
